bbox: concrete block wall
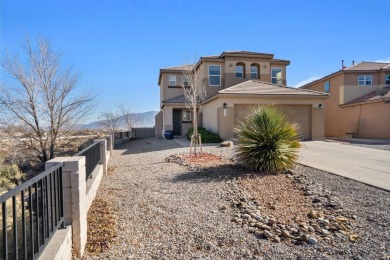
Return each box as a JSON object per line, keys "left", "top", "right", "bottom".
{"left": 41, "top": 136, "right": 112, "bottom": 259}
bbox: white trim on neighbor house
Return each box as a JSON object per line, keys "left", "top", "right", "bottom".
{"left": 271, "top": 67, "right": 283, "bottom": 85}
{"left": 324, "top": 80, "right": 330, "bottom": 93}
{"left": 209, "top": 65, "right": 221, "bottom": 86}
{"left": 385, "top": 74, "right": 390, "bottom": 85}
{"left": 169, "top": 75, "right": 176, "bottom": 86}
{"left": 358, "top": 75, "right": 372, "bottom": 85}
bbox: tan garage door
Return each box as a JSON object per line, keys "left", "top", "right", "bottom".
{"left": 234, "top": 104, "right": 312, "bottom": 140}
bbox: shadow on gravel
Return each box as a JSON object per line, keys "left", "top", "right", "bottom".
{"left": 170, "top": 164, "right": 253, "bottom": 183}
{"left": 117, "top": 138, "right": 183, "bottom": 155}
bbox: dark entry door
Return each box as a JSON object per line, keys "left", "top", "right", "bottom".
{"left": 173, "top": 110, "right": 181, "bottom": 136}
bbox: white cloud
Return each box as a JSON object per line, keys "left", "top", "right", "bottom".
{"left": 293, "top": 76, "right": 322, "bottom": 88}
{"left": 375, "top": 58, "right": 390, "bottom": 63}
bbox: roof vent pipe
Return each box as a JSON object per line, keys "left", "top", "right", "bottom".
{"left": 352, "top": 60, "right": 355, "bottom": 65}
{"left": 341, "top": 60, "right": 345, "bottom": 69}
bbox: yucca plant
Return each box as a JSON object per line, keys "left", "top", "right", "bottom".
{"left": 235, "top": 106, "right": 301, "bottom": 173}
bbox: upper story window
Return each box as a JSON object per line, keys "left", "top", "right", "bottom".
{"left": 358, "top": 75, "right": 372, "bottom": 85}
{"left": 324, "top": 81, "right": 330, "bottom": 93}
{"left": 385, "top": 74, "right": 390, "bottom": 85}
{"left": 235, "top": 62, "right": 245, "bottom": 78}
{"left": 183, "top": 75, "right": 189, "bottom": 87}
{"left": 209, "top": 65, "right": 221, "bottom": 86}
{"left": 250, "top": 64, "right": 259, "bottom": 79}
{"left": 169, "top": 75, "right": 176, "bottom": 86}
{"left": 271, "top": 67, "right": 282, "bottom": 85}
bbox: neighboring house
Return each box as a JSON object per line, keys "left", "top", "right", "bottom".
{"left": 155, "top": 51, "right": 328, "bottom": 140}
{"left": 300, "top": 62, "right": 390, "bottom": 139}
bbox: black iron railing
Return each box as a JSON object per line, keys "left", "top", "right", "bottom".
{"left": 0, "top": 163, "right": 64, "bottom": 259}
{"left": 75, "top": 141, "right": 101, "bottom": 180}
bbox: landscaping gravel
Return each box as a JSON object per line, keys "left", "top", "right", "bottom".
{"left": 330, "top": 139, "right": 390, "bottom": 151}
{"left": 82, "top": 138, "right": 390, "bottom": 259}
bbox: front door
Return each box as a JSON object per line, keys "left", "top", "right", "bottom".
{"left": 173, "top": 110, "right": 182, "bottom": 136}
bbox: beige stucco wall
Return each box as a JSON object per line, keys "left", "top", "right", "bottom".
{"left": 161, "top": 73, "right": 186, "bottom": 102}
{"left": 155, "top": 111, "right": 163, "bottom": 137}
{"left": 340, "top": 85, "right": 378, "bottom": 104}
{"left": 203, "top": 96, "right": 326, "bottom": 140}
{"left": 305, "top": 72, "right": 390, "bottom": 138}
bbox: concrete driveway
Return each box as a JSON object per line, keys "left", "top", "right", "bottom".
{"left": 298, "top": 141, "right": 390, "bottom": 191}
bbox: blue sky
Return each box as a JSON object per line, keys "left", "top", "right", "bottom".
{"left": 1, "top": 0, "right": 389, "bottom": 122}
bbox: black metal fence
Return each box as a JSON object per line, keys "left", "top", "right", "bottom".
{"left": 0, "top": 163, "right": 64, "bottom": 259}
{"left": 75, "top": 141, "right": 101, "bottom": 180}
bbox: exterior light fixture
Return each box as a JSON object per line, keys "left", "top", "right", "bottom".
{"left": 319, "top": 104, "right": 323, "bottom": 109}
{"left": 223, "top": 103, "right": 227, "bottom": 108}
{"left": 223, "top": 103, "right": 227, "bottom": 116}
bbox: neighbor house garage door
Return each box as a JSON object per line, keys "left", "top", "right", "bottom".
{"left": 234, "top": 104, "right": 312, "bottom": 140}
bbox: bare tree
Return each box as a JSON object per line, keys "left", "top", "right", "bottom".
{"left": 98, "top": 111, "right": 123, "bottom": 134}
{"left": 182, "top": 60, "right": 206, "bottom": 156}
{"left": 118, "top": 103, "right": 139, "bottom": 132}
{"left": 0, "top": 37, "right": 95, "bottom": 162}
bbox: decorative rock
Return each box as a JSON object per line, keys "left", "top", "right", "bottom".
{"left": 282, "top": 230, "right": 292, "bottom": 238}
{"left": 219, "top": 205, "right": 227, "bottom": 211}
{"left": 219, "top": 140, "right": 234, "bottom": 147}
{"left": 263, "top": 230, "right": 274, "bottom": 239}
{"left": 309, "top": 210, "right": 319, "bottom": 219}
{"left": 300, "top": 234, "right": 309, "bottom": 242}
{"left": 268, "top": 218, "right": 276, "bottom": 224}
{"left": 262, "top": 225, "right": 272, "bottom": 231}
{"left": 272, "top": 236, "right": 281, "bottom": 243}
{"left": 308, "top": 237, "right": 318, "bottom": 245}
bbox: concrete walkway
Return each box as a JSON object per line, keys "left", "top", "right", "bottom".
{"left": 298, "top": 141, "right": 390, "bottom": 191}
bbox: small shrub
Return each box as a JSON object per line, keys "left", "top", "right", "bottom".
{"left": 187, "top": 127, "right": 223, "bottom": 143}
{"left": 0, "top": 163, "right": 25, "bottom": 191}
{"left": 235, "top": 106, "right": 301, "bottom": 173}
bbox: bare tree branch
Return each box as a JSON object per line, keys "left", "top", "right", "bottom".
{"left": 0, "top": 37, "right": 95, "bottom": 161}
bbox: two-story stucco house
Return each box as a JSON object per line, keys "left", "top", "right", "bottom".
{"left": 300, "top": 62, "right": 390, "bottom": 139}
{"left": 155, "top": 51, "right": 328, "bottom": 140}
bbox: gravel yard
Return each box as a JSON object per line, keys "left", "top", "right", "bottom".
{"left": 328, "top": 139, "right": 390, "bottom": 151}
{"left": 82, "top": 138, "right": 390, "bottom": 259}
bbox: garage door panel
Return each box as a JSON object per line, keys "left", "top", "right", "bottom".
{"left": 234, "top": 104, "right": 312, "bottom": 140}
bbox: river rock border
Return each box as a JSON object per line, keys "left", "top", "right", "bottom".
{"left": 166, "top": 153, "right": 359, "bottom": 246}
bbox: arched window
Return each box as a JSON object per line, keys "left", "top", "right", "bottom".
{"left": 250, "top": 63, "right": 260, "bottom": 79}
{"left": 236, "top": 62, "right": 246, "bottom": 78}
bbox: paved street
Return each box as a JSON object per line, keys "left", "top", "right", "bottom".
{"left": 299, "top": 141, "right": 390, "bottom": 191}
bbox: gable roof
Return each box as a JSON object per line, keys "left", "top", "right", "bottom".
{"left": 341, "top": 86, "right": 390, "bottom": 107}
{"left": 344, "top": 62, "right": 390, "bottom": 71}
{"left": 300, "top": 61, "right": 390, "bottom": 89}
{"left": 160, "top": 64, "right": 194, "bottom": 71}
{"left": 218, "top": 80, "right": 328, "bottom": 97}
{"left": 162, "top": 95, "right": 186, "bottom": 104}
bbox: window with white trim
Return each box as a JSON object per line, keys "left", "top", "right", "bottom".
{"left": 182, "top": 110, "right": 191, "bottom": 121}
{"left": 271, "top": 67, "right": 282, "bottom": 84}
{"left": 236, "top": 65, "right": 244, "bottom": 78}
{"left": 250, "top": 64, "right": 259, "bottom": 79}
{"left": 324, "top": 81, "right": 330, "bottom": 93}
{"left": 209, "top": 65, "right": 221, "bottom": 86}
{"left": 385, "top": 74, "right": 390, "bottom": 85}
{"left": 169, "top": 75, "right": 176, "bottom": 86}
{"left": 358, "top": 75, "right": 372, "bottom": 85}
{"left": 183, "top": 75, "right": 189, "bottom": 87}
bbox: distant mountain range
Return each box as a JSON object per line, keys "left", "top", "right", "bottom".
{"left": 78, "top": 111, "right": 158, "bottom": 129}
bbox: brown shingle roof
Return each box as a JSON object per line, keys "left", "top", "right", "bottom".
{"left": 342, "top": 87, "right": 390, "bottom": 106}
{"left": 344, "top": 62, "right": 390, "bottom": 71}
{"left": 160, "top": 64, "right": 193, "bottom": 71}
{"left": 218, "top": 80, "right": 328, "bottom": 97}
{"left": 162, "top": 95, "right": 186, "bottom": 104}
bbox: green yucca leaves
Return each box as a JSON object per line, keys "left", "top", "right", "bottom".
{"left": 235, "top": 106, "right": 301, "bottom": 173}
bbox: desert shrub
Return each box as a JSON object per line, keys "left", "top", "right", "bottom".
{"left": 187, "top": 127, "right": 223, "bottom": 143}
{"left": 0, "top": 162, "right": 25, "bottom": 191}
{"left": 235, "top": 106, "right": 301, "bottom": 172}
